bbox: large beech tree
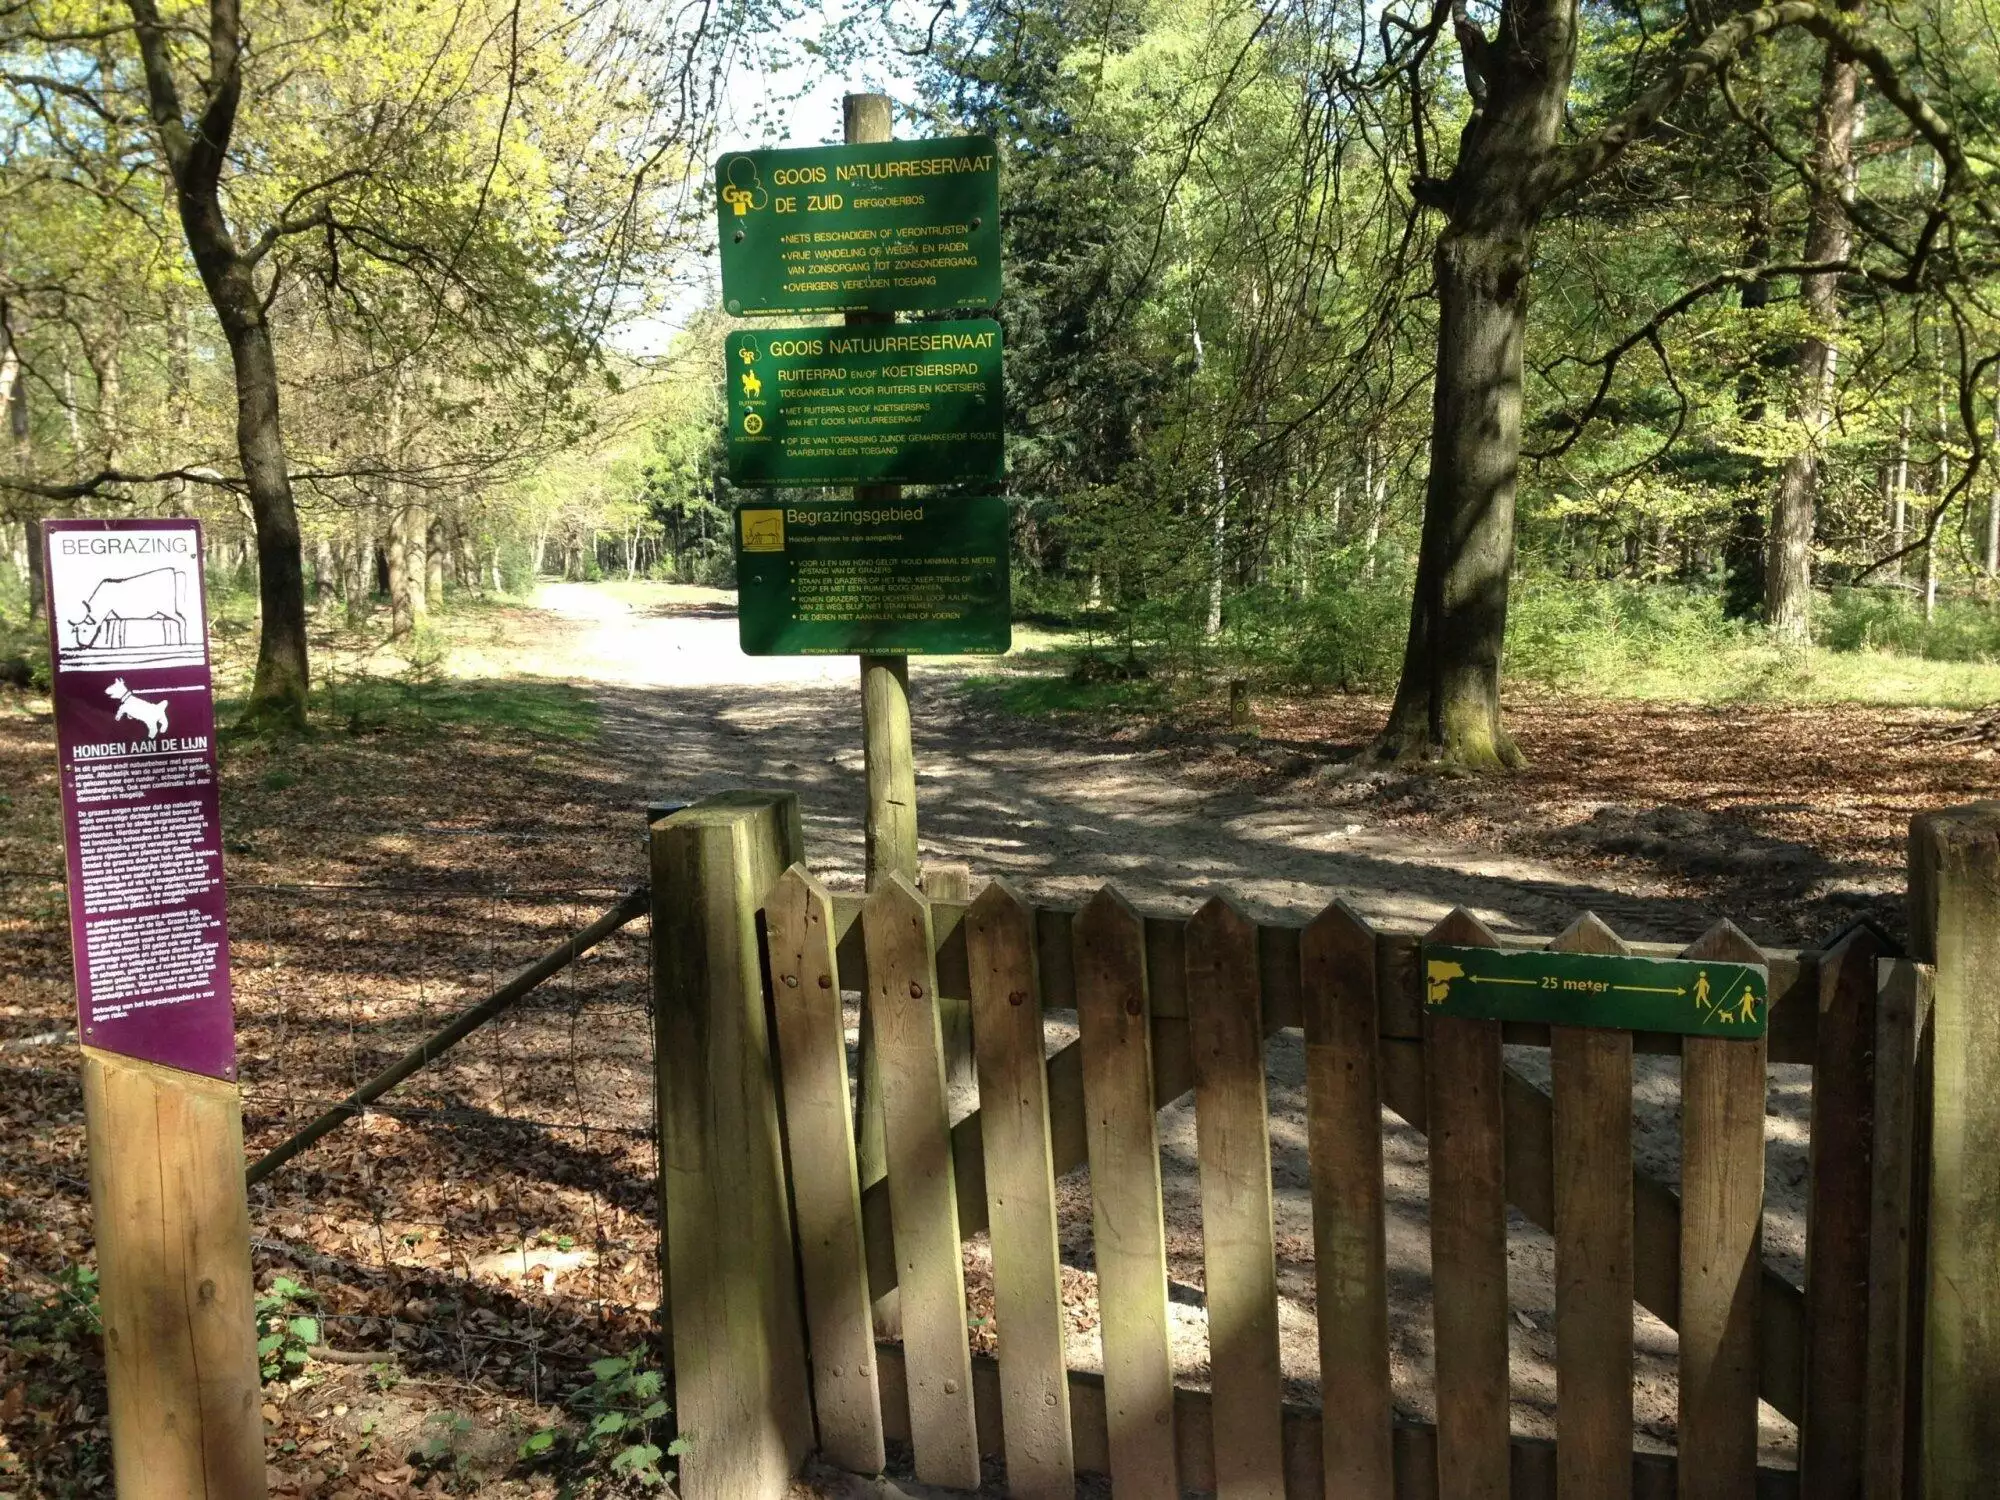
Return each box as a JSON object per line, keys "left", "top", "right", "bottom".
{"left": 1374, "top": 0, "right": 1966, "bottom": 766}
{"left": 901, "top": 0, "right": 1989, "bottom": 770}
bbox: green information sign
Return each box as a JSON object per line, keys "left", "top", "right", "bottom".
{"left": 715, "top": 137, "right": 1001, "bottom": 316}
{"left": 726, "top": 321, "right": 1003, "bottom": 488}
{"left": 1422, "top": 945, "right": 1769, "bottom": 1038}
{"left": 734, "top": 497, "right": 1011, "bottom": 656}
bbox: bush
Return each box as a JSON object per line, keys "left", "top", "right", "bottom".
{"left": 1504, "top": 576, "right": 1752, "bottom": 687}
{"left": 1222, "top": 579, "right": 1406, "bottom": 692}
{"left": 1819, "top": 586, "right": 2000, "bottom": 661}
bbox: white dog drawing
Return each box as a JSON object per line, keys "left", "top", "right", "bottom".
{"left": 105, "top": 678, "right": 169, "bottom": 740}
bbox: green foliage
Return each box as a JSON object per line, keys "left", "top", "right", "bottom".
{"left": 1820, "top": 588, "right": 2000, "bottom": 661}
{"left": 993, "top": 570, "right": 2000, "bottom": 711}
{"left": 1502, "top": 578, "right": 1756, "bottom": 689}
{"left": 9, "top": 1264, "right": 106, "bottom": 1347}
{"left": 414, "top": 1410, "right": 480, "bottom": 1485}
{"left": 255, "top": 1276, "right": 319, "bottom": 1384}
{"left": 0, "top": 603, "right": 50, "bottom": 693}
{"left": 516, "top": 1349, "right": 682, "bottom": 1495}
{"left": 1222, "top": 564, "right": 1414, "bottom": 693}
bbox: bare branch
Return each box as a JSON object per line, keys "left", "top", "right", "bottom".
{"left": 1544, "top": 1, "right": 1823, "bottom": 203}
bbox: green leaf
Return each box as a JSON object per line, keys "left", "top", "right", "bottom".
{"left": 638, "top": 1400, "right": 668, "bottom": 1423}
{"left": 518, "top": 1429, "right": 557, "bottom": 1456}
{"left": 666, "top": 1436, "right": 690, "bottom": 1456}
{"left": 589, "top": 1356, "right": 629, "bottom": 1381}
{"left": 610, "top": 1442, "right": 662, "bottom": 1475}
{"left": 257, "top": 1333, "right": 284, "bottom": 1356}
{"left": 590, "top": 1412, "right": 628, "bottom": 1438}
{"left": 288, "top": 1316, "right": 320, "bottom": 1346}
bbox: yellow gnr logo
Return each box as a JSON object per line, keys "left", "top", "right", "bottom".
{"left": 721, "top": 158, "right": 766, "bottom": 216}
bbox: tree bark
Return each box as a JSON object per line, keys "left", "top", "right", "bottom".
{"left": 312, "top": 535, "right": 335, "bottom": 605}
{"left": 1890, "top": 405, "right": 1910, "bottom": 574}
{"left": 387, "top": 503, "right": 426, "bottom": 634}
{"left": 1377, "top": 0, "right": 1577, "bottom": 768}
{"left": 163, "top": 290, "right": 192, "bottom": 517}
{"left": 1986, "top": 369, "right": 1999, "bottom": 578}
{"left": 1766, "top": 22, "right": 1862, "bottom": 643}
{"left": 426, "top": 515, "right": 448, "bottom": 605}
{"left": 128, "top": 0, "right": 310, "bottom": 730}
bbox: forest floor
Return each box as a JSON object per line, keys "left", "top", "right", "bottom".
{"left": 2, "top": 580, "right": 1993, "bottom": 1497}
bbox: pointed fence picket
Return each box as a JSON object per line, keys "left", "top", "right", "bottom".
{"left": 740, "top": 855, "right": 1924, "bottom": 1500}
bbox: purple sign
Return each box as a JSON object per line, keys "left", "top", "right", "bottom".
{"left": 43, "top": 518, "right": 236, "bottom": 1080}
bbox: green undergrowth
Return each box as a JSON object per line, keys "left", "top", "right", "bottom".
{"left": 973, "top": 576, "right": 2000, "bottom": 714}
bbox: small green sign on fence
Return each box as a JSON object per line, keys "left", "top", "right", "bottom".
{"left": 1422, "top": 945, "right": 1769, "bottom": 1037}
{"left": 734, "top": 496, "right": 1011, "bottom": 656}
{"left": 716, "top": 137, "right": 1001, "bottom": 317}
{"left": 726, "top": 320, "right": 1004, "bottom": 488}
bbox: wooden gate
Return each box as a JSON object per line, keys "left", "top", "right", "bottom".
{"left": 650, "top": 793, "right": 1998, "bottom": 1500}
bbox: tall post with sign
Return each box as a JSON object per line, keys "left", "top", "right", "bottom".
{"left": 42, "top": 519, "right": 268, "bottom": 1500}
{"left": 843, "top": 93, "right": 922, "bottom": 889}
{"left": 715, "top": 94, "right": 1008, "bottom": 1360}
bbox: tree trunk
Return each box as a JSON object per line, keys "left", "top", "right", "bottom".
{"left": 344, "top": 529, "right": 372, "bottom": 626}
{"left": 1, "top": 309, "right": 40, "bottom": 622}
{"left": 228, "top": 315, "right": 312, "bottom": 721}
{"left": 1890, "top": 405, "right": 1910, "bottom": 573}
{"left": 426, "top": 515, "right": 448, "bottom": 605}
{"left": 129, "top": 0, "right": 309, "bottom": 731}
{"left": 388, "top": 503, "right": 427, "bottom": 634}
{"left": 1377, "top": 232, "right": 1531, "bottom": 768}
{"left": 1765, "top": 31, "right": 1862, "bottom": 643}
{"left": 313, "top": 534, "right": 335, "bottom": 605}
{"left": 164, "top": 291, "right": 192, "bottom": 517}
{"left": 1206, "top": 455, "right": 1228, "bottom": 639}
{"left": 1724, "top": 155, "right": 1773, "bottom": 619}
{"left": 1987, "top": 370, "right": 1999, "bottom": 578}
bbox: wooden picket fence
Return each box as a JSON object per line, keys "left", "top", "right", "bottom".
{"left": 647, "top": 792, "right": 1975, "bottom": 1500}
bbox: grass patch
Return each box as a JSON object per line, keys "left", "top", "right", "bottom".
{"left": 321, "top": 673, "right": 600, "bottom": 741}
{"left": 215, "top": 673, "right": 600, "bottom": 743}
{"left": 958, "top": 667, "right": 1172, "bottom": 719}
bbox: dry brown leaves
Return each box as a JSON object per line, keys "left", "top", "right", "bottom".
{"left": 1167, "top": 688, "right": 1998, "bottom": 943}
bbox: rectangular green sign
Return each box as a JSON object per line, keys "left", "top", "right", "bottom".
{"left": 734, "top": 497, "right": 1011, "bottom": 656}
{"left": 715, "top": 137, "right": 1000, "bottom": 317}
{"left": 726, "top": 320, "right": 1004, "bottom": 488}
{"left": 1422, "top": 945, "right": 1769, "bottom": 1038}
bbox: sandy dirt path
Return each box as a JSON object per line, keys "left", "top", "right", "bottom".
{"left": 501, "top": 583, "right": 1804, "bottom": 1471}
{"left": 517, "top": 582, "right": 1709, "bottom": 941}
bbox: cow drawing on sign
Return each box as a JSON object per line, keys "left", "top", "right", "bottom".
{"left": 67, "top": 567, "right": 188, "bottom": 651}
{"left": 105, "top": 678, "right": 169, "bottom": 740}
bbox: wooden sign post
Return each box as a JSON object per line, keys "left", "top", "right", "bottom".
{"left": 712, "top": 93, "right": 1006, "bottom": 882}
{"left": 42, "top": 519, "right": 268, "bottom": 1499}
{"left": 714, "top": 93, "right": 1000, "bottom": 1347}
{"left": 843, "top": 91, "right": 923, "bottom": 891}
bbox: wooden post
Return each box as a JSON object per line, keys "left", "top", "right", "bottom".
{"left": 845, "top": 93, "right": 922, "bottom": 1346}
{"left": 650, "top": 792, "right": 813, "bottom": 1500}
{"left": 1909, "top": 801, "right": 2000, "bottom": 1497}
{"left": 83, "top": 1049, "right": 268, "bottom": 1500}
{"left": 847, "top": 90, "right": 918, "bottom": 892}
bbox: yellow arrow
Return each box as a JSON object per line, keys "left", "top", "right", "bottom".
{"left": 1468, "top": 975, "right": 1538, "bottom": 988}
{"left": 1613, "top": 984, "right": 1686, "bottom": 997}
